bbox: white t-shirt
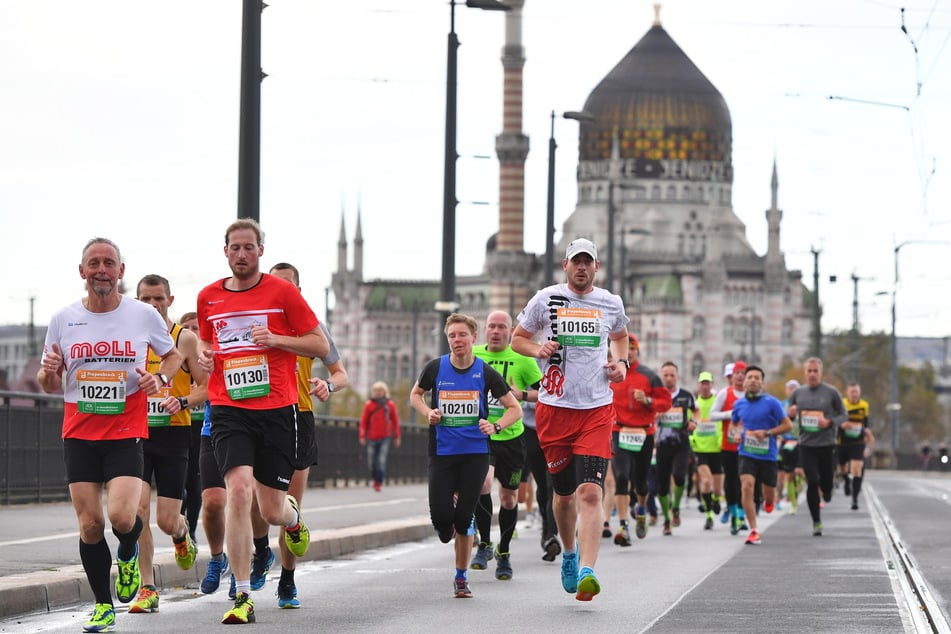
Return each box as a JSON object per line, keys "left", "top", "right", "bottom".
{"left": 43, "top": 297, "right": 174, "bottom": 440}
{"left": 517, "top": 283, "right": 629, "bottom": 410}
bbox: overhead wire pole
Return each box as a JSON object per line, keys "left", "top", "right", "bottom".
{"left": 237, "top": 0, "right": 266, "bottom": 222}
{"left": 810, "top": 246, "right": 822, "bottom": 359}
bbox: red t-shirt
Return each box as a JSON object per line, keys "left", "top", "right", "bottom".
{"left": 198, "top": 274, "right": 318, "bottom": 410}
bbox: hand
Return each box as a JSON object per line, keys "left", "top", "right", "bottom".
{"left": 135, "top": 367, "right": 163, "bottom": 394}
{"left": 633, "top": 389, "right": 648, "bottom": 405}
{"left": 250, "top": 325, "right": 277, "bottom": 347}
{"left": 358, "top": 438, "right": 367, "bottom": 446}
{"left": 198, "top": 349, "right": 215, "bottom": 373}
{"left": 162, "top": 395, "right": 183, "bottom": 414}
{"left": 818, "top": 416, "right": 831, "bottom": 429}
{"left": 787, "top": 404, "right": 798, "bottom": 418}
{"left": 427, "top": 408, "right": 442, "bottom": 425}
{"left": 308, "top": 377, "right": 330, "bottom": 402}
{"left": 536, "top": 340, "right": 560, "bottom": 359}
{"left": 478, "top": 419, "right": 494, "bottom": 436}
{"left": 749, "top": 429, "right": 767, "bottom": 440}
{"left": 42, "top": 343, "right": 63, "bottom": 374}
{"left": 394, "top": 437, "right": 401, "bottom": 449}
{"left": 604, "top": 360, "right": 626, "bottom": 383}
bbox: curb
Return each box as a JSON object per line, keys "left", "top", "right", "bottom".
{"left": 0, "top": 516, "right": 433, "bottom": 620}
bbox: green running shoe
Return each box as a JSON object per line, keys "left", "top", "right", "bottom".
{"left": 82, "top": 602, "right": 116, "bottom": 633}
{"left": 115, "top": 544, "right": 141, "bottom": 604}
{"left": 283, "top": 495, "right": 310, "bottom": 557}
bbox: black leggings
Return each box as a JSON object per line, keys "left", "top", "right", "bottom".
{"left": 722, "top": 451, "right": 740, "bottom": 508}
{"left": 800, "top": 445, "right": 836, "bottom": 522}
{"left": 612, "top": 432, "right": 654, "bottom": 498}
{"left": 428, "top": 453, "right": 489, "bottom": 542}
{"left": 523, "top": 425, "right": 557, "bottom": 538}
{"left": 655, "top": 441, "right": 689, "bottom": 497}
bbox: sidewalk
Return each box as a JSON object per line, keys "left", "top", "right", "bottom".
{"left": 0, "top": 483, "right": 433, "bottom": 619}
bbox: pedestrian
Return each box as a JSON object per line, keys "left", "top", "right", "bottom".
{"left": 359, "top": 381, "right": 401, "bottom": 492}
{"left": 410, "top": 313, "right": 521, "bottom": 598}
{"left": 196, "top": 218, "right": 329, "bottom": 624}
{"left": 729, "top": 365, "right": 792, "bottom": 545}
{"left": 511, "top": 237, "right": 630, "bottom": 602}
{"left": 38, "top": 238, "right": 182, "bottom": 633}
{"left": 786, "top": 357, "right": 847, "bottom": 536}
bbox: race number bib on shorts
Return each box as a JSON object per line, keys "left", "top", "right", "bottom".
{"left": 223, "top": 354, "right": 270, "bottom": 400}
{"left": 77, "top": 369, "right": 127, "bottom": 414}
{"left": 618, "top": 427, "right": 647, "bottom": 451}
{"left": 555, "top": 307, "right": 601, "bottom": 347}
{"left": 844, "top": 424, "right": 864, "bottom": 439}
{"left": 695, "top": 421, "right": 717, "bottom": 437}
{"left": 439, "top": 390, "right": 480, "bottom": 427}
{"left": 659, "top": 407, "right": 684, "bottom": 429}
{"left": 147, "top": 387, "right": 172, "bottom": 427}
{"left": 800, "top": 410, "right": 822, "bottom": 433}
{"left": 743, "top": 433, "right": 770, "bottom": 455}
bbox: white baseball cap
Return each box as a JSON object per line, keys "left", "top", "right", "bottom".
{"left": 723, "top": 362, "right": 735, "bottom": 378}
{"left": 565, "top": 238, "right": 598, "bottom": 261}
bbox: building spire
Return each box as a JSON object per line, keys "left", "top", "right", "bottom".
{"left": 771, "top": 156, "right": 779, "bottom": 210}
{"left": 653, "top": 3, "right": 662, "bottom": 26}
{"left": 337, "top": 204, "right": 348, "bottom": 275}
{"left": 354, "top": 198, "right": 364, "bottom": 281}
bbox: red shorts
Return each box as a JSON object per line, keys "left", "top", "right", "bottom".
{"left": 535, "top": 402, "right": 615, "bottom": 474}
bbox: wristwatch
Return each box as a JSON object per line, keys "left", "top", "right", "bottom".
{"left": 178, "top": 396, "right": 189, "bottom": 410}
{"left": 326, "top": 381, "right": 336, "bottom": 394}
{"left": 155, "top": 373, "right": 169, "bottom": 387}
{"left": 493, "top": 423, "right": 502, "bottom": 434}
{"left": 618, "top": 358, "right": 630, "bottom": 369}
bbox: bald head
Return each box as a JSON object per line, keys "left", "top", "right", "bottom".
{"left": 484, "top": 311, "right": 513, "bottom": 352}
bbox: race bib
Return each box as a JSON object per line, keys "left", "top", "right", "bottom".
{"left": 782, "top": 439, "right": 798, "bottom": 451}
{"left": 695, "top": 422, "right": 717, "bottom": 437}
{"left": 189, "top": 400, "right": 205, "bottom": 421}
{"left": 659, "top": 407, "right": 684, "bottom": 429}
{"left": 800, "top": 410, "right": 822, "bottom": 433}
{"left": 77, "top": 369, "right": 127, "bottom": 414}
{"left": 486, "top": 394, "right": 504, "bottom": 421}
{"left": 555, "top": 307, "right": 601, "bottom": 347}
{"left": 618, "top": 427, "right": 647, "bottom": 451}
{"left": 843, "top": 424, "right": 864, "bottom": 439}
{"left": 743, "top": 433, "right": 770, "bottom": 455}
{"left": 727, "top": 423, "right": 743, "bottom": 444}
{"left": 223, "top": 354, "right": 270, "bottom": 400}
{"left": 147, "top": 387, "right": 172, "bottom": 427}
{"left": 439, "top": 390, "right": 480, "bottom": 427}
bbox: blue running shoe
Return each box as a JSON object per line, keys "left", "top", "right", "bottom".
{"left": 228, "top": 574, "right": 236, "bottom": 600}
{"left": 576, "top": 566, "right": 601, "bottom": 602}
{"left": 250, "top": 547, "right": 275, "bottom": 590}
{"left": 277, "top": 582, "right": 300, "bottom": 609}
{"left": 201, "top": 553, "right": 230, "bottom": 595}
{"left": 720, "top": 509, "right": 730, "bottom": 524}
{"left": 561, "top": 552, "right": 579, "bottom": 593}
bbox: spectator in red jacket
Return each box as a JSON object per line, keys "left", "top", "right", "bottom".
{"left": 359, "top": 381, "right": 402, "bottom": 491}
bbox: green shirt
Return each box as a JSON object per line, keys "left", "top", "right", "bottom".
{"left": 472, "top": 344, "right": 543, "bottom": 441}
{"left": 690, "top": 393, "right": 721, "bottom": 453}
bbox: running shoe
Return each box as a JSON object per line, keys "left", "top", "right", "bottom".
{"left": 844, "top": 476, "right": 852, "bottom": 496}
{"left": 662, "top": 520, "right": 672, "bottom": 536}
{"left": 711, "top": 498, "right": 722, "bottom": 514}
{"left": 648, "top": 515, "right": 658, "bottom": 526}
{"left": 745, "top": 530, "right": 762, "bottom": 545}
{"left": 115, "top": 544, "right": 141, "bottom": 604}
{"left": 764, "top": 501, "right": 775, "bottom": 514}
{"left": 173, "top": 522, "right": 197, "bottom": 570}
{"left": 561, "top": 552, "right": 579, "bottom": 593}
{"left": 250, "top": 546, "right": 275, "bottom": 590}
{"left": 576, "top": 566, "right": 600, "bottom": 602}
{"left": 671, "top": 508, "right": 681, "bottom": 527}
{"left": 200, "top": 553, "right": 230, "bottom": 595}
{"left": 634, "top": 513, "right": 647, "bottom": 539}
{"left": 221, "top": 591, "right": 255, "bottom": 624}
{"left": 730, "top": 516, "right": 740, "bottom": 536}
{"left": 453, "top": 577, "right": 472, "bottom": 598}
{"left": 704, "top": 516, "right": 714, "bottom": 531}
{"left": 851, "top": 501, "right": 859, "bottom": 511}
{"left": 82, "top": 603, "right": 116, "bottom": 633}
{"left": 128, "top": 585, "right": 159, "bottom": 613}
{"left": 228, "top": 574, "right": 236, "bottom": 600}
{"left": 613, "top": 525, "right": 632, "bottom": 547}
{"left": 470, "top": 541, "right": 494, "bottom": 570}
{"left": 277, "top": 582, "right": 300, "bottom": 609}
{"left": 720, "top": 508, "right": 730, "bottom": 524}
{"left": 495, "top": 550, "right": 513, "bottom": 580}
{"left": 601, "top": 521, "right": 612, "bottom": 538}
{"left": 813, "top": 522, "right": 823, "bottom": 537}
{"left": 542, "top": 535, "right": 561, "bottom": 562}
{"left": 284, "top": 495, "right": 310, "bottom": 557}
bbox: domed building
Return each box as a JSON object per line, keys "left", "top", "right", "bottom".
{"left": 330, "top": 9, "right": 811, "bottom": 396}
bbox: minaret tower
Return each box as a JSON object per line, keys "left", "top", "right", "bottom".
{"left": 765, "top": 158, "right": 786, "bottom": 291}
{"left": 354, "top": 203, "right": 364, "bottom": 282}
{"left": 487, "top": 0, "right": 533, "bottom": 314}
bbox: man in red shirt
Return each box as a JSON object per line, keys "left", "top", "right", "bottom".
{"left": 197, "top": 219, "right": 329, "bottom": 624}
{"left": 609, "top": 335, "right": 671, "bottom": 543}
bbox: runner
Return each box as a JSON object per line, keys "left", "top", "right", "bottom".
{"left": 654, "top": 361, "right": 697, "bottom": 536}
{"left": 690, "top": 371, "right": 722, "bottom": 530}
{"left": 840, "top": 382, "right": 871, "bottom": 511}
{"left": 778, "top": 379, "right": 803, "bottom": 514}
{"left": 709, "top": 361, "right": 748, "bottom": 535}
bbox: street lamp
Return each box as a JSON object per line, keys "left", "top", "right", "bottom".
{"left": 440, "top": 0, "right": 511, "bottom": 355}
{"left": 545, "top": 110, "right": 594, "bottom": 287}
{"left": 605, "top": 127, "right": 621, "bottom": 293}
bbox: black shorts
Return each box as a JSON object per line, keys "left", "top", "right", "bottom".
{"left": 738, "top": 455, "right": 779, "bottom": 488}
{"left": 695, "top": 452, "right": 723, "bottom": 475}
{"left": 210, "top": 404, "right": 298, "bottom": 492}
{"left": 489, "top": 435, "right": 526, "bottom": 490}
{"left": 64, "top": 438, "right": 144, "bottom": 484}
{"left": 142, "top": 427, "right": 189, "bottom": 499}
{"left": 839, "top": 443, "right": 866, "bottom": 462}
{"left": 294, "top": 409, "right": 319, "bottom": 470}
{"left": 780, "top": 444, "right": 800, "bottom": 473}
{"left": 200, "top": 434, "right": 225, "bottom": 490}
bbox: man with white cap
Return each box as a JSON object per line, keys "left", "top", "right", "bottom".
{"left": 709, "top": 361, "right": 748, "bottom": 535}
{"left": 512, "top": 237, "right": 630, "bottom": 603}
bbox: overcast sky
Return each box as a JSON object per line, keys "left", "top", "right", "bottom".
{"left": 2, "top": 0, "right": 950, "bottom": 339}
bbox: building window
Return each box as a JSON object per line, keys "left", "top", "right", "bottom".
{"left": 646, "top": 332, "right": 659, "bottom": 359}
{"left": 651, "top": 184, "right": 660, "bottom": 200}
{"left": 691, "top": 353, "right": 704, "bottom": 379}
{"left": 783, "top": 287, "right": 791, "bottom": 306}
{"left": 692, "top": 316, "right": 705, "bottom": 341}
{"left": 723, "top": 317, "right": 735, "bottom": 343}
{"left": 752, "top": 317, "right": 763, "bottom": 343}
{"left": 782, "top": 319, "right": 793, "bottom": 343}
{"left": 666, "top": 185, "right": 677, "bottom": 200}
